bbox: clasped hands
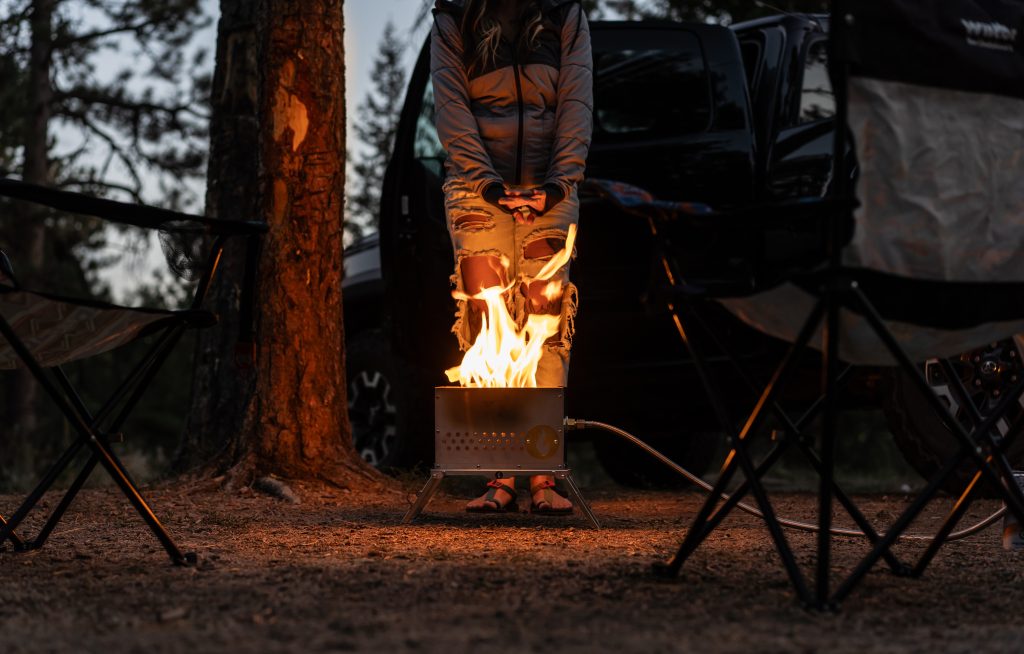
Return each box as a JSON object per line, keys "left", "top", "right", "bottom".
{"left": 499, "top": 188, "right": 548, "bottom": 224}
{"left": 482, "top": 183, "right": 551, "bottom": 225}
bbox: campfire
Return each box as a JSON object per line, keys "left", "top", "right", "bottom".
{"left": 445, "top": 224, "right": 578, "bottom": 389}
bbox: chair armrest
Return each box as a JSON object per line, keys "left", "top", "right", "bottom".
{"left": 0, "top": 178, "right": 268, "bottom": 237}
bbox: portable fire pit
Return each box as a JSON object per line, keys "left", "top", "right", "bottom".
{"left": 402, "top": 386, "right": 600, "bottom": 527}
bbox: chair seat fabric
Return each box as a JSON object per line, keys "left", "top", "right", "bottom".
{"left": 721, "top": 271, "right": 1024, "bottom": 365}
{"left": 0, "top": 288, "right": 214, "bottom": 370}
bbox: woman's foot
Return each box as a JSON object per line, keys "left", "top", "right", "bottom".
{"left": 530, "top": 476, "right": 573, "bottom": 515}
{"left": 466, "top": 479, "right": 518, "bottom": 513}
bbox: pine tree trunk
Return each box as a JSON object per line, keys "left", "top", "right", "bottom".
{"left": 177, "top": 0, "right": 261, "bottom": 471}
{"left": 3, "top": 0, "right": 54, "bottom": 486}
{"left": 190, "top": 0, "right": 373, "bottom": 489}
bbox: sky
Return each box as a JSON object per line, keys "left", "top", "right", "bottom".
{"left": 344, "top": 0, "right": 430, "bottom": 136}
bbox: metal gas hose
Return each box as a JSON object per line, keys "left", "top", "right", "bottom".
{"left": 565, "top": 418, "right": 1005, "bottom": 542}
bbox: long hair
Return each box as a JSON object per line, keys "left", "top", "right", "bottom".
{"left": 460, "top": 0, "right": 545, "bottom": 74}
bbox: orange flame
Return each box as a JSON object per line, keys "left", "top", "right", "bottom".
{"left": 446, "top": 224, "right": 577, "bottom": 388}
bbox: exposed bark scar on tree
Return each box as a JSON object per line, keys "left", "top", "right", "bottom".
{"left": 272, "top": 59, "right": 309, "bottom": 151}
{"left": 273, "top": 179, "right": 289, "bottom": 223}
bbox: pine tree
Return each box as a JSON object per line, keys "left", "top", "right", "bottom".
{"left": 0, "top": 0, "right": 211, "bottom": 207}
{"left": 347, "top": 20, "right": 406, "bottom": 240}
{"left": 0, "top": 0, "right": 211, "bottom": 489}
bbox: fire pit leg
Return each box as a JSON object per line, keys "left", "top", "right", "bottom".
{"left": 559, "top": 473, "right": 600, "bottom": 529}
{"left": 402, "top": 471, "right": 445, "bottom": 525}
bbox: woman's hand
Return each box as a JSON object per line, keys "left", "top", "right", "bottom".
{"left": 499, "top": 188, "right": 547, "bottom": 224}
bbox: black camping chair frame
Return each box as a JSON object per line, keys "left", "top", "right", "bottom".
{"left": 640, "top": 0, "right": 1024, "bottom": 609}
{"left": 0, "top": 179, "right": 266, "bottom": 565}
{"left": 650, "top": 276, "right": 1024, "bottom": 608}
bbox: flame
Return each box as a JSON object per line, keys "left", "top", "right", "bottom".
{"left": 541, "top": 281, "right": 563, "bottom": 302}
{"left": 446, "top": 224, "right": 577, "bottom": 388}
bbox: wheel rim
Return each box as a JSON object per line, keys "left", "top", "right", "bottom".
{"left": 348, "top": 369, "right": 398, "bottom": 467}
{"left": 924, "top": 337, "right": 1024, "bottom": 437}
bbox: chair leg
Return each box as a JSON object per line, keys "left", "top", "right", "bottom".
{"left": 691, "top": 311, "right": 910, "bottom": 575}
{"left": 10, "top": 356, "right": 173, "bottom": 553}
{"left": 0, "top": 314, "right": 192, "bottom": 565}
{"left": 654, "top": 449, "right": 745, "bottom": 576}
{"left": 902, "top": 362, "right": 1024, "bottom": 576}
{"left": 911, "top": 413, "right": 1024, "bottom": 577}
{"left": 30, "top": 455, "right": 100, "bottom": 550}
{"left": 655, "top": 300, "right": 825, "bottom": 606}
{"left": 655, "top": 440, "right": 790, "bottom": 578}
{"left": 827, "top": 289, "right": 1024, "bottom": 605}
{"left": 86, "top": 436, "right": 191, "bottom": 565}
{"left": 792, "top": 438, "right": 910, "bottom": 575}
{"left": 730, "top": 431, "right": 813, "bottom": 605}
{"left": 1, "top": 513, "right": 26, "bottom": 551}
{"left": 694, "top": 441, "right": 791, "bottom": 547}
{"left": 851, "top": 287, "right": 1024, "bottom": 524}
{"left": 815, "top": 286, "right": 842, "bottom": 608}
{"left": 830, "top": 433, "right": 985, "bottom": 605}
{"left": 0, "top": 439, "right": 87, "bottom": 546}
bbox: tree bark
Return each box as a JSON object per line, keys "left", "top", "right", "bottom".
{"left": 3, "top": 0, "right": 54, "bottom": 485}
{"left": 177, "top": 0, "right": 260, "bottom": 471}
{"left": 191, "top": 0, "right": 373, "bottom": 490}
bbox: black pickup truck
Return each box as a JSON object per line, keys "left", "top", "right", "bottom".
{"left": 341, "top": 13, "right": 852, "bottom": 485}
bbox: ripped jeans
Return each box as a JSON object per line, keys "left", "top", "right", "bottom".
{"left": 443, "top": 176, "right": 579, "bottom": 388}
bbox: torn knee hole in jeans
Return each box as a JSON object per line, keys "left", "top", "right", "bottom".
{"left": 522, "top": 228, "right": 568, "bottom": 261}
{"left": 450, "top": 249, "right": 509, "bottom": 351}
{"left": 451, "top": 210, "right": 494, "bottom": 232}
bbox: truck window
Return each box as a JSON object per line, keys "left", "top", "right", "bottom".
{"left": 740, "top": 38, "right": 763, "bottom": 93}
{"left": 413, "top": 81, "right": 446, "bottom": 176}
{"left": 593, "top": 37, "right": 711, "bottom": 140}
{"left": 797, "top": 39, "right": 834, "bottom": 124}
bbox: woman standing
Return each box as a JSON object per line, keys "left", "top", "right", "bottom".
{"left": 431, "top": 0, "right": 593, "bottom": 514}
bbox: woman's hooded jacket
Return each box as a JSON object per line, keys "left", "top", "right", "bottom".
{"left": 431, "top": 0, "right": 593, "bottom": 206}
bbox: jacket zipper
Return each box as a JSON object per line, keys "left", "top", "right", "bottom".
{"left": 512, "top": 49, "right": 525, "bottom": 187}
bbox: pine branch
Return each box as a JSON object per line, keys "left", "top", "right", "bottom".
{"left": 52, "top": 19, "right": 159, "bottom": 48}
{"left": 54, "top": 87, "right": 207, "bottom": 120}
{"left": 60, "top": 109, "right": 145, "bottom": 195}
{"left": 0, "top": 1, "right": 32, "bottom": 30}
{"left": 58, "top": 177, "right": 146, "bottom": 203}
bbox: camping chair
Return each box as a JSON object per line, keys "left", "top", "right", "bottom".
{"left": 590, "top": 0, "right": 1024, "bottom": 609}
{"left": 0, "top": 179, "right": 265, "bottom": 565}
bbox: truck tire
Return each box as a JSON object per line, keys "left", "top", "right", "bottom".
{"left": 593, "top": 426, "right": 719, "bottom": 489}
{"left": 346, "top": 329, "right": 430, "bottom": 470}
{"left": 882, "top": 339, "right": 1024, "bottom": 497}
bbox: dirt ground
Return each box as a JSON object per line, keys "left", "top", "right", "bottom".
{"left": 3, "top": 476, "right": 1024, "bottom": 654}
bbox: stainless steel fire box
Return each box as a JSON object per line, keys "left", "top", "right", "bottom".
{"left": 401, "top": 387, "right": 599, "bottom": 527}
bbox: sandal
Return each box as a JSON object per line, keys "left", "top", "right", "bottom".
{"left": 466, "top": 480, "right": 518, "bottom": 513}
{"left": 530, "top": 480, "right": 573, "bottom": 516}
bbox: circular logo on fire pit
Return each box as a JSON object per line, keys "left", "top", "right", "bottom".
{"left": 525, "top": 425, "right": 559, "bottom": 460}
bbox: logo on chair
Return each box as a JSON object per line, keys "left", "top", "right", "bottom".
{"left": 961, "top": 19, "right": 1018, "bottom": 52}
